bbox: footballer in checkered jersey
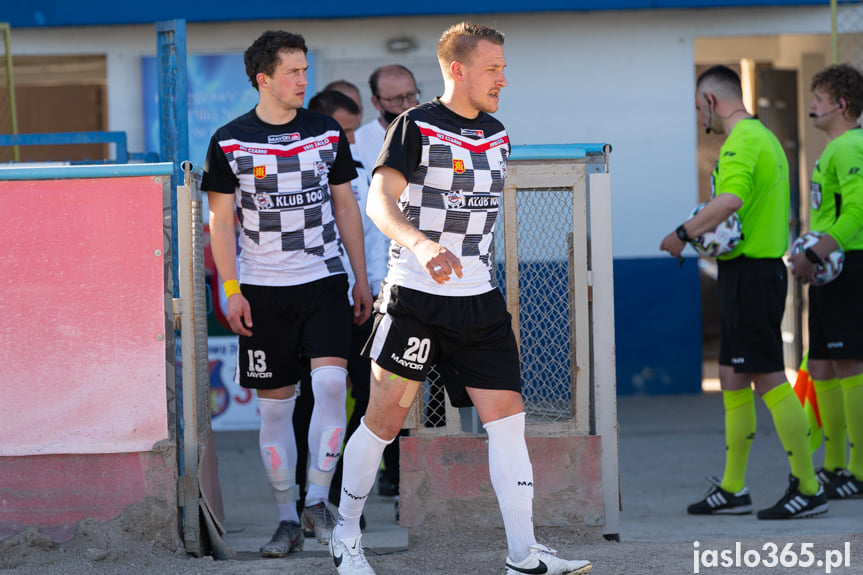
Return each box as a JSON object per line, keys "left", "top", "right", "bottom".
{"left": 332, "top": 22, "right": 593, "bottom": 575}
{"left": 202, "top": 30, "right": 372, "bottom": 558}
{"left": 373, "top": 98, "right": 509, "bottom": 296}
{"left": 203, "top": 107, "right": 357, "bottom": 287}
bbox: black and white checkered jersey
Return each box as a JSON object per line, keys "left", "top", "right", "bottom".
{"left": 201, "top": 108, "right": 357, "bottom": 287}
{"left": 376, "top": 98, "right": 510, "bottom": 296}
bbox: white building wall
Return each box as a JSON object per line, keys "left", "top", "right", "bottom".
{"left": 11, "top": 6, "right": 831, "bottom": 257}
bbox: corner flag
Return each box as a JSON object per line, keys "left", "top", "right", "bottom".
{"left": 793, "top": 351, "right": 822, "bottom": 453}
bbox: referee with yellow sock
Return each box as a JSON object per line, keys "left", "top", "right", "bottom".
{"left": 661, "top": 65, "right": 828, "bottom": 519}
{"left": 791, "top": 64, "right": 863, "bottom": 501}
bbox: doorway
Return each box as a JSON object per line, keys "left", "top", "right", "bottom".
{"left": 0, "top": 54, "right": 107, "bottom": 163}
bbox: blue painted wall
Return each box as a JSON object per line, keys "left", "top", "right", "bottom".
{"left": 6, "top": 0, "right": 827, "bottom": 28}
{"left": 493, "top": 256, "right": 704, "bottom": 397}
{"left": 613, "top": 257, "right": 703, "bottom": 395}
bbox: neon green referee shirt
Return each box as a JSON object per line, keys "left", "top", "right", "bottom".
{"left": 713, "top": 118, "right": 790, "bottom": 260}
{"left": 810, "top": 126, "right": 863, "bottom": 251}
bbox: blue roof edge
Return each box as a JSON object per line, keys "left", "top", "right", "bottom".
{"left": 510, "top": 143, "right": 611, "bottom": 160}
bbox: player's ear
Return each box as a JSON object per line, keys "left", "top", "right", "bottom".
{"left": 450, "top": 61, "right": 463, "bottom": 81}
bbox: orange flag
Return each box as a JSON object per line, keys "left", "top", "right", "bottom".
{"left": 793, "top": 351, "right": 822, "bottom": 453}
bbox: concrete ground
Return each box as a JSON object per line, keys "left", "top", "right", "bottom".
{"left": 618, "top": 392, "right": 862, "bottom": 542}
{"left": 215, "top": 391, "right": 862, "bottom": 558}
{"left": 215, "top": 430, "right": 408, "bottom": 559}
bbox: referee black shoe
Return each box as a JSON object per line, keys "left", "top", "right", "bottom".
{"left": 818, "top": 467, "right": 863, "bottom": 500}
{"left": 815, "top": 466, "right": 842, "bottom": 487}
{"left": 687, "top": 475, "right": 753, "bottom": 515}
{"left": 757, "top": 474, "right": 829, "bottom": 519}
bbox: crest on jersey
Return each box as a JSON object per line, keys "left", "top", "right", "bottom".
{"left": 315, "top": 161, "right": 329, "bottom": 177}
{"left": 254, "top": 192, "right": 274, "bottom": 210}
{"left": 444, "top": 191, "right": 465, "bottom": 209}
{"left": 254, "top": 166, "right": 267, "bottom": 179}
{"left": 452, "top": 159, "right": 466, "bottom": 174}
{"left": 811, "top": 182, "right": 822, "bottom": 211}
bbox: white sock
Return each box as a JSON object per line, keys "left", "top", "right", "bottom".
{"left": 258, "top": 396, "right": 300, "bottom": 523}
{"left": 484, "top": 412, "right": 536, "bottom": 562}
{"left": 335, "top": 418, "right": 391, "bottom": 539}
{"left": 306, "top": 365, "right": 348, "bottom": 504}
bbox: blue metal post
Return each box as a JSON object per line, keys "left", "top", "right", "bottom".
{"left": 156, "top": 18, "right": 189, "bottom": 298}
{"left": 155, "top": 20, "right": 189, "bottom": 511}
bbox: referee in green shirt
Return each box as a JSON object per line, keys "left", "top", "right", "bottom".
{"left": 661, "top": 65, "right": 828, "bottom": 520}
{"left": 790, "top": 63, "right": 863, "bottom": 500}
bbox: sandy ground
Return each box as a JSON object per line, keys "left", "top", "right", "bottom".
{"left": 2, "top": 523, "right": 861, "bottom": 574}
{"left": 2, "top": 394, "right": 863, "bottom": 575}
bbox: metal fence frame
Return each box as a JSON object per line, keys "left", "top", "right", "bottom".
{"left": 403, "top": 143, "right": 620, "bottom": 536}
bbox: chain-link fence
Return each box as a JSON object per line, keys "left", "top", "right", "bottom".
{"left": 416, "top": 185, "right": 581, "bottom": 429}
{"left": 0, "top": 23, "right": 19, "bottom": 162}
{"left": 411, "top": 147, "right": 614, "bottom": 433}
{"left": 415, "top": 186, "right": 578, "bottom": 429}
{"left": 834, "top": 0, "right": 863, "bottom": 66}
{"left": 505, "top": 188, "right": 578, "bottom": 421}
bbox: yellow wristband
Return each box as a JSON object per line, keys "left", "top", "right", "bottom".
{"left": 223, "top": 279, "right": 241, "bottom": 298}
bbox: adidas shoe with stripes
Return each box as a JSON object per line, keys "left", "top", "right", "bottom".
{"left": 817, "top": 467, "right": 863, "bottom": 500}
{"left": 687, "top": 476, "right": 752, "bottom": 515}
{"left": 757, "top": 474, "right": 829, "bottom": 519}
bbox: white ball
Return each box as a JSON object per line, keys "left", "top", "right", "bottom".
{"left": 791, "top": 230, "right": 844, "bottom": 285}
{"left": 687, "top": 201, "right": 743, "bottom": 258}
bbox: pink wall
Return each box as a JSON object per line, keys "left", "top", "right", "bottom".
{"left": 400, "top": 435, "right": 605, "bottom": 529}
{"left": 0, "top": 172, "right": 175, "bottom": 542}
{"left": 0, "top": 450, "right": 176, "bottom": 541}
{"left": 0, "top": 176, "right": 168, "bottom": 456}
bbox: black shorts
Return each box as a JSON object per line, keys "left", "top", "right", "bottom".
{"left": 809, "top": 250, "right": 863, "bottom": 361}
{"left": 363, "top": 286, "right": 521, "bottom": 406}
{"left": 346, "top": 317, "right": 374, "bottom": 404}
{"left": 237, "top": 275, "right": 352, "bottom": 390}
{"left": 717, "top": 257, "right": 786, "bottom": 373}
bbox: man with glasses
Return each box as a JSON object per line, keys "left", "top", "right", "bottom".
{"left": 354, "top": 65, "right": 420, "bottom": 182}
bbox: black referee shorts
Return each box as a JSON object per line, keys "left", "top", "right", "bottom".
{"left": 717, "top": 256, "right": 786, "bottom": 374}
{"left": 809, "top": 250, "right": 863, "bottom": 361}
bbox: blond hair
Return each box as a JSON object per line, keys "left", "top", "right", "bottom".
{"left": 437, "top": 22, "right": 504, "bottom": 76}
